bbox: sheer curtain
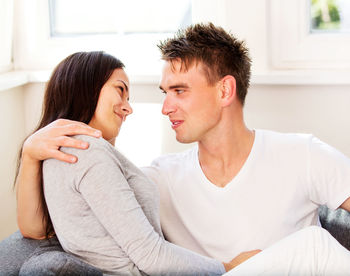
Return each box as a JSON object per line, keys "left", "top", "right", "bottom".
{"left": 0, "top": 0, "right": 13, "bottom": 73}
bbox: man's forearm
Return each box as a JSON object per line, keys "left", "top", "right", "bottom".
{"left": 16, "top": 153, "right": 47, "bottom": 239}
{"left": 14, "top": 119, "right": 102, "bottom": 238}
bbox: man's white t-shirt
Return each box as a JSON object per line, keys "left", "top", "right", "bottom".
{"left": 141, "top": 129, "right": 350, "bottom": 262}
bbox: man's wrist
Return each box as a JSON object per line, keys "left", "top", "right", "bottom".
{"left": 21, "top": 148, "right": 40, "bottom": 165}
{"left": 223, "top": 262, "right": 232, "bottom": 272}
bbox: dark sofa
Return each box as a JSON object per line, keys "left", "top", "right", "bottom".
{"left": 0, "top": 205, "right": 349, "bottom": 276}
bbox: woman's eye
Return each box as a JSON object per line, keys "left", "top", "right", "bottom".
{"left": 116, "top": 86, "right": 124, "bottom": 95}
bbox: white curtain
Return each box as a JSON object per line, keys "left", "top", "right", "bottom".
{"left": 0, "top": 0, "right": 14, "bottom": 73}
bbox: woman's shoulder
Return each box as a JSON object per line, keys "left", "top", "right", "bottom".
{"left": 44, "top": 135, "right": 118, "bottom": 172}
{"left": 63, "top": 135, "right": 115, "bottom": 157}
{"left": 74, "top": 134, "right": 111, "bottom": 148}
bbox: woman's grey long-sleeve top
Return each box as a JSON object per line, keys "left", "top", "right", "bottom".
{"left": 43, "top": 135, "right": 225, "bottom": 276}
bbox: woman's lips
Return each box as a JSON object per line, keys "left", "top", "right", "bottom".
{"left": 114, "top": 112, "right": 124, "bottom": 121}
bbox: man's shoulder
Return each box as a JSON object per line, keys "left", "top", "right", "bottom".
{"left": 258, "top": 129, "right": 314, "bottom": 147}
{"left": 254, "top": 129, "right": 321, "bottom": 160}
{"left": 259, "top": 128, "right": 312, "bottom": 140}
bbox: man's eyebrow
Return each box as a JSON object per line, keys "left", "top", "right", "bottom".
{"left": 117, "top": 80, "right": 129, "bottom": 92}
{"left": 159, "top": 83, "right": 190, "bottom": 91}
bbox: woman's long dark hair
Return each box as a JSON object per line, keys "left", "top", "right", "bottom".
{"left": 14, "top": 51, "right": 124, "bottom": 238}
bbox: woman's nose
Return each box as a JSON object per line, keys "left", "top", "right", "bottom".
{"left": 122, "top": 101, "right": 133, "bottom": 119}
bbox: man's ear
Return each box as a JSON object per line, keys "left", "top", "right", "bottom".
{"left": 219, "top": 75, "right": 236, "bottom": 107}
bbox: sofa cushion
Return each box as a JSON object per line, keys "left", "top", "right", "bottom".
{"left": 0, "top": 231, "right": 102, "bottom": 276}
{"left": 319, "top": 205, "right": 350, "bottom": 250}
{"left": 19, "top": 238, "right": 102, "bottom": 276}
{"left": 0, "top": 231, "right": 44, "bottom": 276}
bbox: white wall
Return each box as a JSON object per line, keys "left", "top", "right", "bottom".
{"left": 245, "top": 84, "right": 350, "bottom": 156}
{"left": 0, "top": 86, "right": 26, "bottom": 239}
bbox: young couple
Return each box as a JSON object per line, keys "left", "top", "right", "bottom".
{"left": 14, "top": 23, "right": 350, "bottom": 275}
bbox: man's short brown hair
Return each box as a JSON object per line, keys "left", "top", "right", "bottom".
{"left": 158, "top": 22, "right": 251, "bottom": 105}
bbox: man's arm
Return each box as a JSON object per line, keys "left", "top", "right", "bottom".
{"left": 340, "top": 197, "right": 350, "bottom": 212}
{"left": 16, "top": 119, "right": 101, "bottom": 239}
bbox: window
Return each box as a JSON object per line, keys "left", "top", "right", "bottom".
{"left": 269, "top": 0, "right": 350, "bottom": 70}
{"left": 14, "top": 0, "right": 192, "bottom": 76}
{"left": 49, "top": 0, "right": 191, "bottom": 36}
{"left": 311, "top": 0, "right": 350, "bottom": 33}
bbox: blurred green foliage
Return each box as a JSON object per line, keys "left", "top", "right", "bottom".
{"left": 311, "top": 0, "right": 340, "bottom": 30}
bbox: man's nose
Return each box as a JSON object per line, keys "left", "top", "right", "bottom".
{"left": 161, "top": 94, "right": 176, "bottom": 116}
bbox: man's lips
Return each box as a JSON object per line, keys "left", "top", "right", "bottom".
{"left": 170, "top": 120, "right": 184, "bottom": 129}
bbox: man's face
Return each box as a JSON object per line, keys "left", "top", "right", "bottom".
{"left": 159, "top": 59, "right": 222, "bottom": 144}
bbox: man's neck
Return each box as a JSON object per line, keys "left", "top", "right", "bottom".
{"left": 198, "top": 124, "right": 255, "bottom": 188}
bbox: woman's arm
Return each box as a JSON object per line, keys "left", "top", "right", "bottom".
{"left": 16, "top": 119, "right": 101, "bottom": 239}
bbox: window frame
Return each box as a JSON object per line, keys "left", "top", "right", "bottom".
{"left": 13, "top": 0, "right": 228, "bottom": 74}
{"left": 13, "top": 0, "right": 190, "bottom": 75}
{"left": 269, "top": 0, "right": 350, "bottom": 70}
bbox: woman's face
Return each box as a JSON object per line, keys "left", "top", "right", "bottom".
{"left": 89, "top": 68, "right": 132, "bottom": 145}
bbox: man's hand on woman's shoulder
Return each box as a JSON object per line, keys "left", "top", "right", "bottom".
{"left": 22, "top": 119, "right": 102, "bottom": 163}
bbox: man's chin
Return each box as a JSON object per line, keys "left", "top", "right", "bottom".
{"left": 175, "top": 135, "right": 195, "bottom": 144}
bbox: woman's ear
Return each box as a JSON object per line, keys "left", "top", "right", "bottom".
{"left": 220, "top": 75, "right": 236, "bottom": 107}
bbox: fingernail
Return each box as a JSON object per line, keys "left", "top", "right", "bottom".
{"left": 82, "top": 142, "right": 89, "bottom": 148}
{"left": 71, "top": 157, "right": 77, "bottom": 162}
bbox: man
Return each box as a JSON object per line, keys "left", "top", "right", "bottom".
{"left": 143, "top": 23, "right": 350, "bottom": 261}
{"left": 14, "top": 23, "right": 350, "bottom": 271}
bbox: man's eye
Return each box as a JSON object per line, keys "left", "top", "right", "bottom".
{"left": 175, "top": 89, "right": 184, "bottom": 94}
{"left": 160, "top": 90, "right": 167, "bottom": 94}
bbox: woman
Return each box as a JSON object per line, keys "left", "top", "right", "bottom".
{"left": 14, "top": 51, "right": 235, "bottom": 275}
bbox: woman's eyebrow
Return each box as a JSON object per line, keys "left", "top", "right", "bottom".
{"left": 116, "top": 80, "right": 129, "bottom": 92}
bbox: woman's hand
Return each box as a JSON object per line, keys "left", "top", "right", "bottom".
{"left": 223, "top": 249, "right": 261, "bottom": 271}
{"left": 22, "top": 119, "right": 102, "bottom": 163}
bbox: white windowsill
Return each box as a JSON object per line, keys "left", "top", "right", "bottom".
{"left": 0, "top": 71, "right": 29, "bottom": 91}
{"left": 1, "top": 70, "right": 350, "bottom": 92}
